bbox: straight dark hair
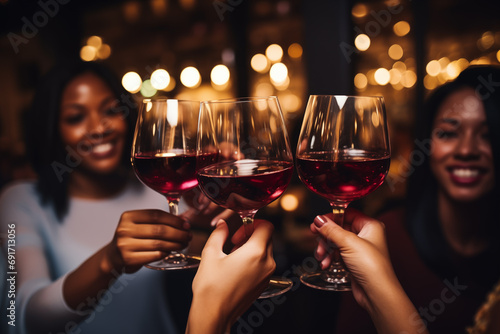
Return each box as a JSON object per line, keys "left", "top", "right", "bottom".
{"left": 23, "top": 60, "right": 138, "bottom": 220}
{"left": 406, "top": 65, "right": 500, "bottom": 278}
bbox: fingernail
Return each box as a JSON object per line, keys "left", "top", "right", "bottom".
{"left": 183, "top": 221, "right": 191, "bottom": 230}
{"left": 215, "top": 219, "right": 225, "bottom": 228}
{"left": 314, "top": 216, "right": 326, "bottom": 228}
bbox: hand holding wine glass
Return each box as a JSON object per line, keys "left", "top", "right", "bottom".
{"left": 131, "top": 99, "right": 202, "bottom": 270}
{"left": 196, "top": 96, "right": 294, "bottom": 298}
{"left": 296, "top": 95, "right": 390, "bottom": 291}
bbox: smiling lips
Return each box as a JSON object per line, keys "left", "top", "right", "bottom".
{"left": 448, "top": 167, "right": 485, "bottom": 185}
{"left": 90, "top": 142, "right": 116, "bottom": 158}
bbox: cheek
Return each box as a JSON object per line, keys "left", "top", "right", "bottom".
{"left": 59, "top": 124, "right": 87, "bottom": 147}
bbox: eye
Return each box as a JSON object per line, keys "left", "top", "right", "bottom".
{"left": 434, "top": 130, "right": 457, "bottom": 139}
{"left": 62, "top": 114, "right": 85, "bottom": 125}
{"left": 104, "top": 104, "right": 125, "bottom": 117}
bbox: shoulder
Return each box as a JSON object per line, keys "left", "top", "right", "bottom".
{"left": 0, "top": 180, "right": 40, "bottom": 204}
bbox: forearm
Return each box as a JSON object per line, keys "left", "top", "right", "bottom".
{"left": 365, "top": 279, "right": 428, "bottom": 334}
{"left": 186, "top": 297, "right": 230, "bottom": 334}
{"left": 63, "top": 244, "right": 121, "bottom": 311}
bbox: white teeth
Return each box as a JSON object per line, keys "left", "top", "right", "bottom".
{"left": 92, "top": 143, "right": 113, "bottom": 154}
{"left": 452, "top": 168, "right": 479, "bottom": 178}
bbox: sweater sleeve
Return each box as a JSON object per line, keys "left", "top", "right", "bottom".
{"left": 0, "top": 183, "right": 85, "bottom": 334}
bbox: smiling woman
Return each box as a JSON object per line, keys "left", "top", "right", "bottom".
{"left": 335, "top": 65, "right": 500, "bottom": 334}
{"left": 0, "top": 60, "right": 226, "bottom": 334}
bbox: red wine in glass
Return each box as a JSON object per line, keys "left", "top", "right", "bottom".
{"left": 133, "top": 151, "right": 199, "bottom": 202}
{"left": 296, "top": 95, "right": 391, "bottom": 291}
{"left": 197, "top": 160, "right": 294, "bottom": 215}
{"left": 131, "top": 98, "right": 203, "bottom": 270}
{"left": 296, "top": 151, "right": 390, "bottom": 203}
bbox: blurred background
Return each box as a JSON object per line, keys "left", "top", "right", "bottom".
{"left": 2, "top": 0, "right": 500, "bottom": 332}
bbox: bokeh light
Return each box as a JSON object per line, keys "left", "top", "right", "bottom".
{"left": 251, "top": 53, "right": 269, "bottom": 73}
{"left": 180, "top": 66, "right": 201, "bottom": 88}
{"left": 80, "top": 45, "right": 97, "bottom": 62}
{"left": 288, "top": 43, "right": 303, "bottom": 58}
{"left": 122, "top": 71, "right": 142, "bottom": 93}
{"left": 281, "top": 194, "right": 298, "bottom": 211}
{"left": 150, "top": 69, "right": 170, "bottom": 90}
{"left": 393, "top": 21, "right": 410, "bottom": 36}
{"left": 388, "top": 44, "right": 403, "bottom": 60}
{"left": 374, "top": 68, "right": 390, "bottom": 85}
{"left": 266, "top": 44, "right": 283, "bottom": 62}
{"left": 269, "top": 62, "right": 288, "bottom": 83}
{"left": 210, "top": 64, "right": 230, "bottom": 86}
{"left": 354, "top": 73, "right": 368, "bottom": 89}
{"left": 355, "top": 34, "right": 370, "bottom": 51}
{"left": 140, "top": 79, "right": 157, "bottom": 97}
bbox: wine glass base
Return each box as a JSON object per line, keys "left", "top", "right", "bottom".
{"left": 145, "top": 254, "right": 201, "bottom": 271}
{"left": 258, "top": 277, "right": 294, "bottom": 299}
{"left": 300, "top": 272, "right": 352, "bottom": 291}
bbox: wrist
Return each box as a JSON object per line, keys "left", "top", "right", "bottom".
{"left": 187, "top": 296, "right": 229, "bottom": 334}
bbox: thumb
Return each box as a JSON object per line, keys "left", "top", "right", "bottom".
{"left": 313, "top": 215, "right": 353, "bottom": 249}
{"left": 203, "top": 219, "right": 229, "bottom": 256}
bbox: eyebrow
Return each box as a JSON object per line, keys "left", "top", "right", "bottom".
{"left": 437, "top": 118, "right": 459, "bottom": 126}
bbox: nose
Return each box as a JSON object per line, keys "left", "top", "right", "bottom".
{"left": 454, "top": 132, "right": 480, "bottom": 160}
{"left": 88, "top": 111, "right": 111, "bottom": 140}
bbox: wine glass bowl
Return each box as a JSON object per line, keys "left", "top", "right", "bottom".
{"left": 196, "top": 96, "right": 295, "bottom": 297}
{"left": 296, "top": 95, "right": 390, "bottom": 291}
{"left": 131, "top": 99, "right": 201, "bottom": 270}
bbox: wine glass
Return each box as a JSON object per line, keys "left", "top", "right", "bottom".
{"left": 131, "top": 99, "right": 201, "bottom": 270}
{"left": 296, "top": 95, "right": 391, "bottom": 291}
{"left": 197, "top": 96, "right": 294, "bottom": 298}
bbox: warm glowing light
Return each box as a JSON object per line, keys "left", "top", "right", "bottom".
{"left": 351, "top": 3, "right": 368, "bottom": 18}
{"left": 354, "top": 34, "right": 370, "bottom": 51}
{"left": 151, "top": 69, "right": 170, "bottom": 90}
{"left": 393, "top": 21, "right": 410, "bottom": 37}
{"left": 140, "top": 79, "right": 157, "bottom": 97}
{"left": 80, "top": 45, "right": 97, "bottom": 62}
{"left": 438, "top": 57, "right": 450, "bottom": 69}
{"left": 393, "top": 61, "right": 407, "bottom": 71}
{"left": 401, "top": 70, "right": 417, "bottom": 88}
{"left": 389, "top": 69, "right": 402, "bottom": 85}
{"left": 388, "top": 44, "right": 403, "bottom": 60}
{"left": 269, "top": 62, "right": 288, "bottom": 83}
{"left": 288, "top": 43, "right": 303, "bottom": 58}
{"left": 497, "top": 50, "right": 500, "bottom": 63}
{"left": 254, "top": 82, "right": 274, "bottom": 97}
{"left": 424, "top": 75, "right": 438, "bottom": 90}
{"left": 354, "top": 73, "right": 368, "bottom": 89}
{"left": 457, "top": 58, "right": 470, "bottom": 71}
{"left": 211, "top": 64, "right": 230, "bottom": 86}
{"left": 279, "top": 93, "right": 301, "bottom": 113}
{"left": 478, "top": 31, "right": 495, "bottom": 50}
{"left": 446, "top": 62, "right": 460, "bottom": 80}
{"left": 122, "top": 71, "right": 142, "bottom": 93}
{"left": 426, "top": 60, "right": 440, "bottom": 76}
{"left": 97, "top": 44, "right": 111, "bottom": 59}
{"left": 281, "top": 194, "right": 299, "bottom": 211}
{"left": 251, "top": 54, "right": 269, "bottom": 73}
{"left": 87, "top": 36, "right": 102, "bottom": 48}
{"left": 374, "top": 68, "right": 390, "bottom": 85}
{"left": 180, "top": 66, "right": 201, "bottom": 88}
{"left": 266, "top": 44, "right": 283, "bottom": 62}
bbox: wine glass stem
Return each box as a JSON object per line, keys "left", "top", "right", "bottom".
{"left": 168, "top": 199, "right": 179, "bottom": 215}
{"left": 167, "top": 199, "right": 184, "bottom": 259}
{"left": 330, "top": 203, "right": 349, "bottom": 265}
{"left": 242, "top": 216, "right": 255, "bottom": 238}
